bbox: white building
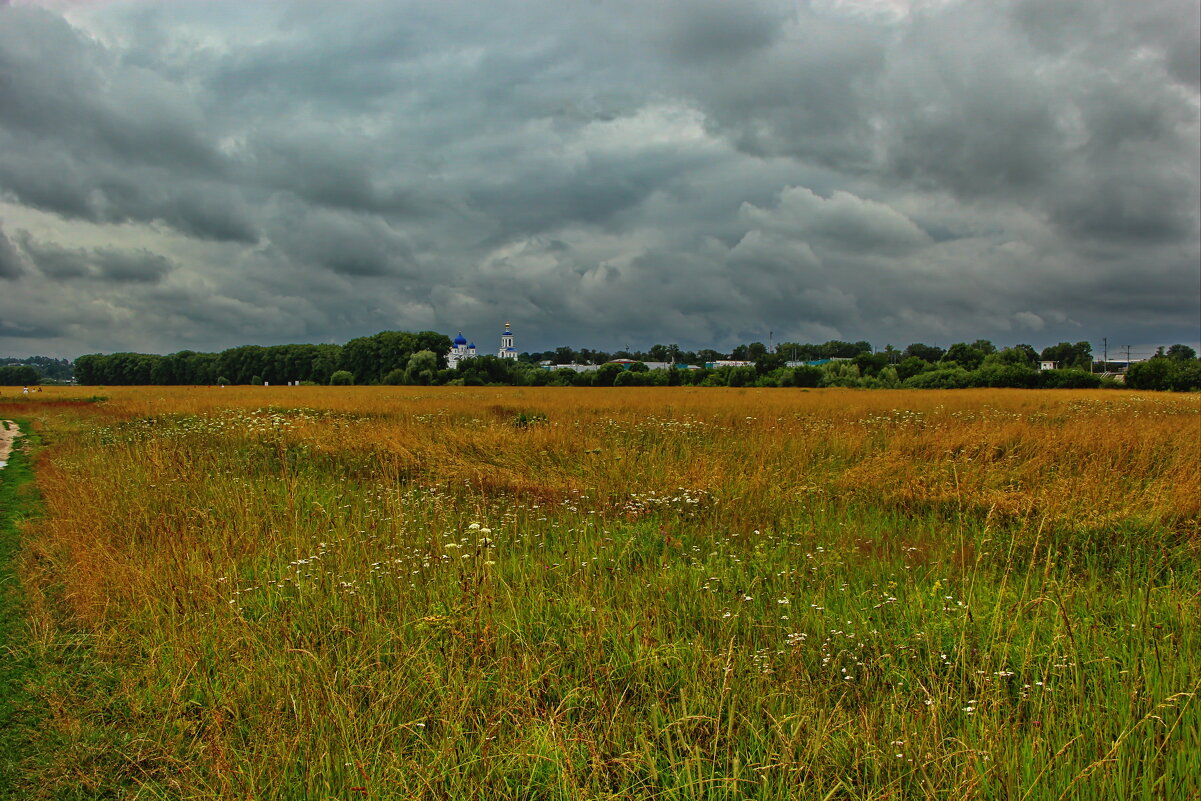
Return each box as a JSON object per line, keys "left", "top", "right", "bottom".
{"left": 446, "top": 321, "right": 519, "bottom": 369}
{"left": 498, "top": 322, "right": 518, "bottom": 360}
{"left": 446, "top": 333, "right": 477, "bottom": 369}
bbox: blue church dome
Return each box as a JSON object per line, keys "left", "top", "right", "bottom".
{"left": 453, "top": 332, "right": 467, "bottom": 346}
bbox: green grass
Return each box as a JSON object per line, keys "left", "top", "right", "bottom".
{"left": 11, "top": 395, "right": 1201, "bottom": 799}
{"left": 0, "top": 421, "right": 41, "bottom": 796}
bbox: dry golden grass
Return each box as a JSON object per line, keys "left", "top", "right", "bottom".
{"left": 5, "top": 384, "right": 1199, "bottom": 799}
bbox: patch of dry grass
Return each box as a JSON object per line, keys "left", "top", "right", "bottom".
{"left": 7, "top": 385, "right": 1199, "bottom": 799}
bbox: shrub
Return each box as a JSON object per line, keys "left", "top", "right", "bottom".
{"left": 819, "top": 362, "right": 862, "bottom": 388}
{"left": 329, "top": 370, "right": 354, "bottom": 386}
{"left": 974, "top": 362, "right": 1038, "bottom": 388}
{"left": 790, "top": 366, "right": 823, "bottom": 388}
{"left": 1124, "top": 358, "right": 1201, "bottom": 391}
{"left": 1040, "top": 368, "right": 1102, "bottom": 389}
{"left": 904, "top": 367, "right": 973, "bottom": 389}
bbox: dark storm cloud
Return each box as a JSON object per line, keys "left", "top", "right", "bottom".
{"left": 0, "top": 0, "right": 1196, "bottom": 359}
{"left": 12, "top": 234, "right": 90, "bottom": 280}
{"left": 263, "top": 200, "right": 421, "bottom": 279}
{"left": 0, "top": 7, "right": 219, "bottom": 171}
{"left": 19, "top": 233, "right": 175, "bottom": 283}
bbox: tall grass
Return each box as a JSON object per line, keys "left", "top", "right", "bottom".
{"left": 9, "top": 386, "right": 1200, "bottom": 799}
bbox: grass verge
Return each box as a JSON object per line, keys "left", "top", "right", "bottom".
{"left": 0, "top": 420, "right": 41, "bottom": 796}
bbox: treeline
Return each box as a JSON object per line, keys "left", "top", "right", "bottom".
{"left": 73, "top": 331, "right": 450, "bottom": 386}
{"left": 0, "top": 356, "right": 73, "bottom": 385}
{"left": 436, "top": 348, "right": 1110, "bottom": 389}
{"left": 26, "top": 334, "right": 1201, "bottom": 391}
{"left": 524, "top": 339, "right": 874, "bottom": 367}
{"left": 0, "top": 364, "right": 42, "bottom": 386}
{"left": 448, "top": 340, "right": 1200, "bottom": 390}
{"left": 1125, "top": 349, "right": 1201, "bottom": 391}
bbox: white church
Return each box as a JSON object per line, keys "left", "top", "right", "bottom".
{"left": 446, "top": 321, "right": 519, "bottom": 369}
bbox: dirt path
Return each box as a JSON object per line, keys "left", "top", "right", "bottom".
{"left": 0, "top": 421, "right": 18, "bottom": 467}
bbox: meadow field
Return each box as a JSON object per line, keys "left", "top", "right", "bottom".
{"left": 0, "top": 385, "right": 1197, "bottom": 800}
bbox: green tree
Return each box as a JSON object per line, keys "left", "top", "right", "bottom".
{"left": 820, "top": 362, "right": 862, "bottom": 388}
{"left": 405, "top": 350, "right": 439, "bottom": 385}
{"left": 975, "top": 357, "right": 1037, "bottom": 388}
{"left": 904, "top": 367, "right": 973, "bottom": 389}
{"left": 1126, "top": 357, "right": 1201, "bottom": 391}
{"left": 72, "top": 354, "right": 103, "bottom": 385}
{"left": 1039, "top": 369, "right": 1101, "bottom": 389}
{"left": 594, "top": 363, "right": 622, "bottom": 387}
{"left": 0, "top": 365, "right": 39, "bottom": 386}
{"left": 754, "top": 352, "right": 786, "bottom": 375}
{"left": 1040, "top": 342, "right": 1092, "bottom": 370}
{"left": 1166, "top": 344, "right": 1197, "bottom": 361}
{"left": 329, "top": 370, "right": 354, "bottom": 386}
{"left": 851, "top": 351, "right": 888, "bottom": 376}
{"left": 311, "top": 344, "right": 342, "bottom": 385}
{"left": 943, "top": 342, "right": 988, "bottom": 371}
{"left": 896, "top": 356, "right": 931, "bottom": 382}
{"left": 790, "top": 365, "right": 823, "bottom": 387}
{"left": 903, "top": 343, "right": 945, "bottom": 363}
{"left": 1005, "top": 344, "right": 1039, "bottom": 367}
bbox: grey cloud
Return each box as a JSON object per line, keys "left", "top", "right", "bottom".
{"left": 0, "top": 224, "right": 25, "bottom": 279}
{"left": 19, "top": 234, "right": 175, "bottom": 283}
{"left": 740, "top": 187, "right": 932, "bottom": 253}
{"left": 654, "top": 0, "right": 786, "bottom": 65}
{"left": 0, "top": 138, "right": 257, "bottom": 242}
{"left": 12, "top": 234, "right": 90, "bottom": 280}
{"left": 0, "top": 317, "right": 67, "bottom": 340}
{"left": 92, "top": 248, "right": 176, "bottom": 283}
{"left": 666, "top": 9, "right": 888, "bottom": 167}
{"left": 0, "top": 7, "right": 219, "bottom": 171}
{"left": 0, "top": 0, "right": 1196, "bottom": 359}
{"left": 266, "top": 203, "right": 418, "bottom": 278}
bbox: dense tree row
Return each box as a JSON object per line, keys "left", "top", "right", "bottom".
{"left": 0, "top": 364, "right": 42, "bottom": 386}
{"left": 1124, "top": 346, "right": 1201, "bottom": 391}
{"left": 522, "top": 339, "right": 877, "bottom": 366}
{"left": 426, "top": 347, "right": 1114, "bottom": 390}
{"left": 8, "top": 334, "right": 1198, "bottom": 391}
{"left": 0, "top": 356, "right": 73, "bottom": 383}
{"left": 72, "top": 331, "right": 451, "bottom": 386}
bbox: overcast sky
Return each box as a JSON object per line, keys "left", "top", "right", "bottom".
{"left": 1, "top": 0, "right": 1197, "bottom": 359}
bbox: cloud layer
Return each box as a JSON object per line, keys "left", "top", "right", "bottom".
{"left": 1, "top": 0, "right": 1197, "bottom": 358}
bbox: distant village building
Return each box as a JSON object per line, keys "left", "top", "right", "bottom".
{"left": 446, "top": 321, "right": 518, "bottom": 369}
{"left": 1039, "top": 360, "right": 1058, "bottom": 371}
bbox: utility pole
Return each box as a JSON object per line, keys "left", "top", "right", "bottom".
{"left": 1125, "top": 345, "right": 1132, "bottom": 368}
{"left": 1103, "top": 337, "right": 1108, "bottom": 371}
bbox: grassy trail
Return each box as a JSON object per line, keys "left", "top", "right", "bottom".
{"left": 0, "top": 420, "right": 39, "bottom": 796}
